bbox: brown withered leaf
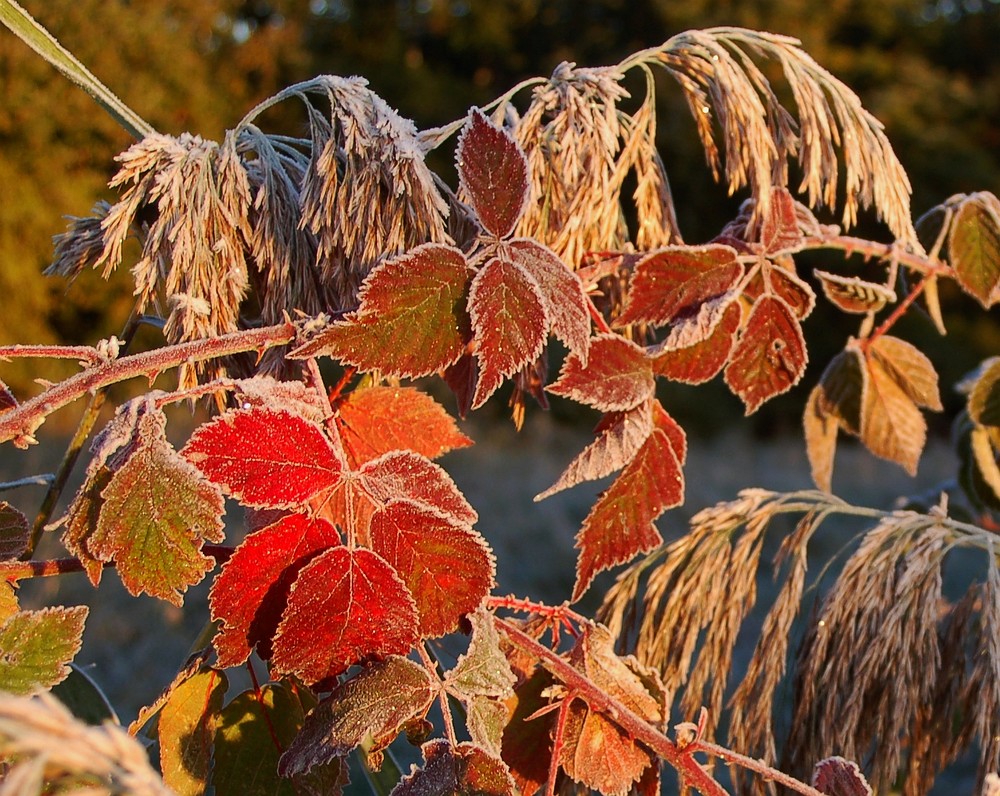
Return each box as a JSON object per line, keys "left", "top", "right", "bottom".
{"left": 868, "top": 335, "right": 942, "bottom": 411}
{"left": 860, "top": 352, "right": 925, "bottom": 475}
{"left": 815, "top": 270, "right": 896, "bottom": 314}
{"left": 394, "top": 739, "right": 516, "bottom": 796}
{"left": 804, "top": 386, "right": 839, "bottom": 492}
{"left": 816, "top": 347, "right": 866, "bottom": 436}
{"left": 968, "top": 358, "right": 1000, "bottom": 427}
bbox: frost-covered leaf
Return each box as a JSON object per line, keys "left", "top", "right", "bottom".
{"left": 868, "top": 335, "right": 942, "bottom": 411}
{"left": 501, "top": 669, "right": 555, "bottom": 796}
{"left": 725, "top": 295, "right": 808, "bottom": 414}
{"left": 615, "top": 245, "right": 742, "bottom": 328}
{"left": 369, "top": 499, "right": 494, "bottom": 638}
{"left": 457, "top": 108, "right": 529, "bottom": 239}
{"left": 0, "top": 378, "right": 16, "bottom": 413}
{"left": 393, "top": 739, "right": 516, "bottom": 796}
{"left": 768, "top": 266, "right": 816, "bottom": 319}
{"left": 183, "top": 408, "right": 343, "bottom": 509}
{"left": 272, "top": 547, "right": 419, "bottom": 684}
{"left": 209, "top": 513, "right": 341, "bottom": 667}
{"left": 0, "top": 502, "right": 29, "bottom": 561}
{"left": 508, "top": 239, "right": 591, "bottom": 359}
{"left": 90, "top": 431, "right": 224, "bottom": 605}
{"left": 547, "top": 334, "right": 654, "bottom": 412}
{"left": 811, "top": 756, "right": 873, "bottom": 796}
{"left": 233, "top": 376, "right": 328, "bottom": 424}
{"left": 536, "top": 402, "right": 653, "bottom": 501}
{"left": 292, "top": 243, "right": 473, "bottom": 377}
{"left": 815, "top": 270, "right": 896, "bottom": 314}
{"left": 651, "top": 299, "right": 741, "bottom": 384}
{"left": 759, "top": 188, "right": 802, "bottom": 254}
{"left": 970, "top": 426, "right": 1000, "bottom": 506}
{"left": 949, "top": 192, "right": 1000, "bottom": 308}
{"left": 559, "top": 699, "right": 654, "bottom": 796}
{"left": 159, "top": 667, "right": 227, "bottom": 796}
{"left": 278, "top": 656, "right": 435, "bottom": 777}
{"left": 446, "top": 605, "right": 515, "bottom": 701}
{"left": 359, "top": 451, "right": 478, "bottom": 528}
{"left": 573, "top": 427, "right": 684, "bottom": 602}
{"left": 335, "top": 386, "right": 472, "bottom": 467}
{"left": 860, "top": 353, "right": 925, "bottom": 475}
{"left": 0, "top": 584, "right": 18, "bottom": 625}
{"left": 216, "top": 682, "right": 348, "bottom": 796}
{"left": 0, "top": 606, "right": 87, "bottom": 695}
{"left": 469, "top": 257, "right": 548, "bottom": 408}
{"left": 567, "top": 623, "right": 661, "bottom": 722}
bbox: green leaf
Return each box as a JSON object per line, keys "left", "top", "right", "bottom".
{"left": 90, "top": 433, "right": 225, "bottom": 606}
{"left": 949, "top": 192, "right": 1000, "bottom": 308}
{"left": 51, "top": 665, "right": 118, "bottom": 725}
{"left": 0, "top": 606, "right": 88, "bottom": 695}
{"left": 159, "top": 667, "right": 228, "bottom": 796}
{"left": 214, "top": 682, "right": 348, "bottom": 796}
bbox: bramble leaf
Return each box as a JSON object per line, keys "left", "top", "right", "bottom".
{"left": 547, "top": 334, "right": 654, "bottom": 412}
{"left": 0, "top": 606, "right": 88, "bottom": 695}
{"left": 811, "top": 756, "right": 873, "bottom": 796}
{"left": 868, "top": 335, "right": 942, "bottom": 411}
{"left": 949, "top": 192, "right": 1000, "bottom": 308}
{"left": 615, "top": 245, "right": 742, "bottom": 328}
{"left": 860, "top": 352, "right": 926, "bottom": 474}
{"left": 469, "top": 257, "right": 548, "bottom": 408}
{"left": 725, "top": 295, "right": 808, "bottom": 414}
{"left": 651, "top": 298, "right": 741, "bottom": 384}
{"left": 393, "top": 739, "right": 516, "bottom": 796}
{"left": 90, "top": 430, "right": 224, "bottom": 605}
{"left": 278, "top": 656, "right": 435, "bottom": 777}
{"left": 369, "top": 498, "right": 494, "bottom": 637}
{"left": 572, "top": 426, "right": 684, "bottom": 601}
{"left": 0, "top": 584, "right": 17, "bottom": 625}
{"left": 183, "top": 408, "right": 343, "bottom": 509}
{"left": 291, "top": 243, "right": 473, "bottom": 377}
{"left": 508, "top": 238, "right": 591, "bottom": 359}
{"left": 334, "top": 386, "right": 472, "bottom": 467}
{"left": 0, "top": 378, "right": 16, "bottom": 412}
{"left": 209, "top": 513, "right": 341, "bottom": 667}
{"left": 804, "top": 386, "right": 839, "bottom": 492}
{"left": 536, "top": 402, "right": 653, "bottom": 501}
{"left": 759, "top": 188, "right": 802, "bottom": 254}
{"left": 815, "top": 348, "right": 865, "bottom": 436}
{"left": 271, "top": 547, "right": 419, "bottom": 684}
{"left": 0, "top": 501, "right": 29, "bottom": 561}
{"left": 815, "top": 270, "right": 896, "bottom": 314}
{"left": 559, "top": 700, "right": 654, "bottom": 796}
{"left": 501, "top": 669, "right": 556, "bottom": 796}
{"left": 234, "top": 376, "right": 328, "bottom": 424}
{"left": 968, "top": 358, "right": 1000, "bottom": 427}
{"left": 457, "top": 108, "right": 529, "bottom": 239}
{"left": 159, "top": 667, "right": 227, "bottom": 796}
{"left": 767, "top": 267, "right": 816, "bottom": 319}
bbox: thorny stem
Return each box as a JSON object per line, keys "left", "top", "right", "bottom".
{"left": 0, "top": 321, "right": 296, "bottom": 448}
{"left": 797, "top": 234, "right": 951, "bottom": 278}
{"left": 1, "top": 545, "right": 233, "bottom": 582}
{"left": 861, "top": 273, "right": 930, "bottom": 349}
{"left": 0, "top": 344, "right": 105, "bottom": 363}
{"left": 25, "top": 310, "right": 142, "bottom": 558}
{"left": 495, "top": 616, "right": 826, "bottom": 796}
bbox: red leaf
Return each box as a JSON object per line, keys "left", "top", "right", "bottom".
{"left": 443, "top": 350, "right": 478, "bottom": 419}
{"left": 291, "top": 243, "right": 473, "bottom": 377}
{"left": 334, "top": 385, "right": 473, "bottom": 467}
{"left": 812, "top": 756, "right": 873, "bottom": 796}
{"left": 615, "top": 245, "right": 742, "bottom": 328}
{"left": 547, "top": 334, "right": 654, "bottom": 412}
{"left": 469, "top": 257, "right": 548, "bottom": 409}
{"left": 457, "top": 108, "right": 530, "bottom": 239}
{"left": 652, "top": 400, "right": 688, "bottom": 466}
{"left": 369, "top": 499, "right": 495, "bottom": 637}
{"left": 536, "top": 403, "right": 653, "bottom": 501}
{"left": 271, "top": 547, "right": 419, "bottom": 683}
{"left": 559, "top": 700, "right": 654, "bottom": 795}
{"left": 759, "top": 188, "right": 802, "bottom": 254}
{"left": 508, "top": 238, "right": 591, "bottom": 360}
{"left": 724, "top": 295, "right": 808, "bottom": 414}
{"left": 572, "top": 427, "right": 684, "bottom": 601}
{"left": 209, "top": 513, "right": 341, "bottom": 668}
{"left": 651, "top": 298, "right": 741, "bottom": 384}
{"left": 501, "top": 669, "right": 556, "bottom": 796}
{"left": 359, "top": 451, "right": 478, "bottom": 527}
{"left": 183, "top": 408, "right": 343, "bottom": 509}
{"left": 743, "top": 263, "right": 815, "bottom": 319}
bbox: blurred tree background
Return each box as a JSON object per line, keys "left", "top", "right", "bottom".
{"left": 2, "top": 0, "right": 998, "bottom": 428}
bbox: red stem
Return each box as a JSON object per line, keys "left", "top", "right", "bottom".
{"left": 0, "top": 322, "right": 296, "bottom": 447}
{"left": 0, "top": 344, "right": 103, "bottom": 363}
{"left": 861, "top": 273, "right": 930, "bottom": 352}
